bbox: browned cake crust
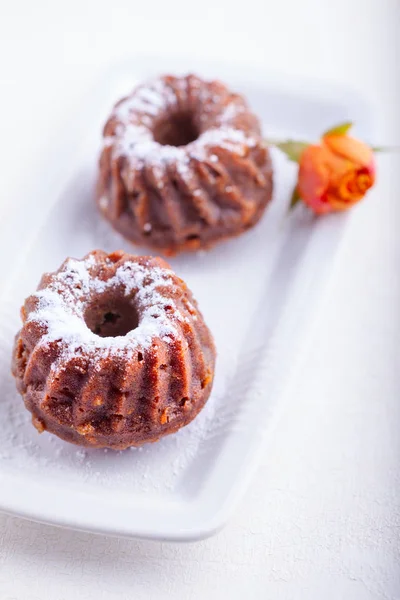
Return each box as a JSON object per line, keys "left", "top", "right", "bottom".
{"left": 12, "top": 250, "right": 216, "bottom": 449}
{"left": 96, "top": 74, "right": 273, "bottom": 255}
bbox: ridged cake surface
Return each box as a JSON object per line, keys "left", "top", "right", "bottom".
{"left": 12, "top": 250, "right": 216, "bottom": 449}
{"left": 97, "top": 74, "right": 273, "bottom": 254}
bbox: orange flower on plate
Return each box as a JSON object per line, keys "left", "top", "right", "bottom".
{"left": 272, "top": 122, "right": 377, "bottom": 215}
{"left": 297, "top": 129, "right": 376, "bottom": 214}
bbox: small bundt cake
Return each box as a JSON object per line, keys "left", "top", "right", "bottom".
{"left": 12, "top": 250, "right": 216, "bottom": 449}
{"left": 97, "top": 74, "right": 273, "bottom": 254}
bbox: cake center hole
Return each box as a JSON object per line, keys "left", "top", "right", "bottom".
{"left": 84, "top": 296, "right": 139, "bottom": 338}
{"left": 153, "top": 111, "right": 199, "bottom": 147}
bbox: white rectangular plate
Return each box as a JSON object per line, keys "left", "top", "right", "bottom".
{"left": 0, "top": 56, "right": 372, "bottom": 541}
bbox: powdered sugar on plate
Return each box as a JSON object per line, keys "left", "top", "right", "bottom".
{"left": 0, "top": 291, "right": 229, "bottom": 494}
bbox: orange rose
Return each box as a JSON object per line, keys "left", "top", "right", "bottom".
{"left": 297, "top": 131, "right": 376, "bottom": 215}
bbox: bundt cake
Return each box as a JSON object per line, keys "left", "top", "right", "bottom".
{"left": 12, "top": 250, "right": 216, "bottom": 449}
{"left": 97, "top": 74, "right": 273, "bottom": 254}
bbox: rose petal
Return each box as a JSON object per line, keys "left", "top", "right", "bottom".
{"left": 298, "top": 145, "right": 331, "bottom": 213}
{"left": 323, "top": 134, "right": 375, "bottom": 173}
{"left": 328, "top": 168, "right": 374, "bottom": 211}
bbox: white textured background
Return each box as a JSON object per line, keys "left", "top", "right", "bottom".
{"left": 0, "top": 1, "right": 399, "bottom": 598}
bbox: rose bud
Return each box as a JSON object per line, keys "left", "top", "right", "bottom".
{"left": 296, "top": 127, "right": 376, "bottom": 215}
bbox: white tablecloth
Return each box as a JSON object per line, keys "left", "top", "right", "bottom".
{"left": 0, "top": 1, "right": 399, "bottom": 598}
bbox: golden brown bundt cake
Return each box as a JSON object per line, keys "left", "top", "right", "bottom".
{"left": 12, "top": 250, "right": 216, "bottom": 449}
{"left": 97, "top": 74, "right": 273, "bottom": 255}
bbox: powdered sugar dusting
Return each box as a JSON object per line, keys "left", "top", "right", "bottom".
{"left": 105, "top": 75, "right": 257, "bottom": 173}
{"left": 221, "top": 101, "right": 246, "bottom": 121}
{"left": 99, "top": 195, "right": 109, "bottom": 211}
{"left": 109, "top": 124, "right": 255, "bottom": 171}
{"left": 115, "top": 95, "right": 161, "bottom": 119}
{"left": 113, "top": 78, "right": 174, "bottom": 124}
{"left": 115, "top": 124, "right": 187, "bottom": 165}
{"left": 27, "top": 255, "right": 184, "bottom": 372}
{"left": 103, "top": 136, "right": 114, "bottom": 148}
